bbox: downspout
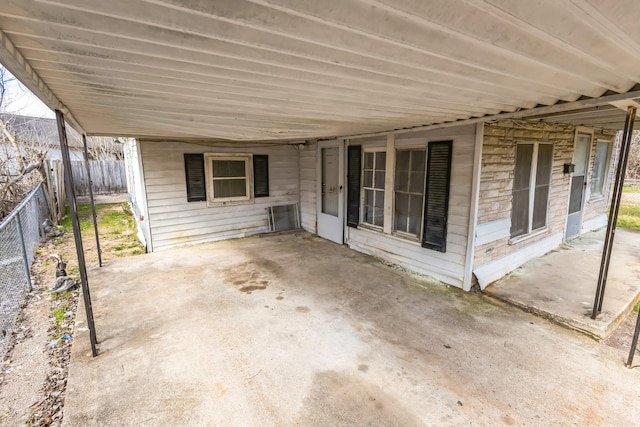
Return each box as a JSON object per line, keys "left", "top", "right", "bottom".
{"left": 463, "top": 122, "right": 484, "bottom": 291}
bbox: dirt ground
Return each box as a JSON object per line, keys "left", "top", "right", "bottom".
{"left": 0, "top": 203, "right": 143, "bottom": 426}
{"left": 605, "top": 309, "right": 640, "bottom": 358}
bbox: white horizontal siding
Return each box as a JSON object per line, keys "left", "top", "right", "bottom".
{"left": 474, "top": 232, "right": 563, "bottom": 289}
{"left": 476, "top": 218, "right": 511, "bottom": 246}
{"left": 349, "top": 228, "right": 464, "bottom": 286}
{"left": 140, "top": 140, "right": 300, "bottom": 250}
{"left": 299, "top": 141, "right": 317, "bottom": 233}
{"left": 346, "top": 125, "right": 476, "bottom": 288}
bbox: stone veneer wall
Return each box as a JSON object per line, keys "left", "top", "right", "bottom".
{"left": 474, "top": 120, "right": 614, "bottom": 268}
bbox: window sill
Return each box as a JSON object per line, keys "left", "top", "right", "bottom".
{"left": 353, "top": 224, "right": 422, "bottom": 245}
{"left": 206, "top": 198, "right": 254, "bottom": 208}
{"left": 392, "top": 231, "right": 421, "bottom": 243}
{"left": 508, "top": 227, "right": 548, "bottom": 245}
{"left": 358, "top": 223, "right": 384, "bottom": 233}
{"left": 588, "top": 195, "right": 605, "bottom": 203}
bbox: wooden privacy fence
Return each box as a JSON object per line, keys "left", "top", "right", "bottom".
{"left": 49, "top": 160, "right": 127, "bottom": 197}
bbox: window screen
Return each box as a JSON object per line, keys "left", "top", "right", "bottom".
{"left": 209, "top": 157, "right": 249, "bottom": 200}
{"left": 590, "top": 142, "right": 609, "bottom": 197}
{"left": 362, "top": 151, "right": 386, "bottom": 227}
{"left": 511, "top": 144, "right": 533, "bottom": 237}
{"left": 511, "top": 143, "right": 553, "bottom": 238}
{"left": 532, "top": 144, "right": 553, "bottom": 230}
{"left": 394, "top": 149, "right": 426, "bottom": 237}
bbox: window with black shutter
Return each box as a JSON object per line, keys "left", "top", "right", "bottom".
{"left": 347, "top": 145, "right": 361, "bottom": 227}
{"left": 184, "top": 153, "right": 206, "bottom": 202}
{"left": 253, "top": 155, "right": 269, "bottom": 197}
{"left": 422, "top": 140, "right": 452, "bottom": 252}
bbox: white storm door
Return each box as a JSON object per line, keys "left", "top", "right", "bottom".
{"left": 566, "top": 132, "right": 592, "bottom": 239}
{"left": 317, "top": 140, "right": 345, "bottom": 244}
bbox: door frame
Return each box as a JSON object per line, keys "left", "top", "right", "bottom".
{"left": 564, "top": 127, "right": 593, "bottom": 240}
{"left": 316, "top": 139, "right": 345, "bottom": 244}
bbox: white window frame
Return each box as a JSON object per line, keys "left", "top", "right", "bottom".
{"left": 360, "top": 148, "right": 386, "bottom": 229}
{"left": 204, "top": 153, "right": 253, "bottom": 206}
{"left": 393, "top": 147, "right": 427, "bottom": 240}
{"left": 510, "top": 141, "right": 553, "bottom": 242}
{"left": 589, "top": 139, "right": 612, "bottom": 200}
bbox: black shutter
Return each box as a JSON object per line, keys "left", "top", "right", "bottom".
{"left": 184, "top": 153, "right": 206, "bottom": 202}
{"left": 422, "top": 141, "right": 453, "bottom": 252}
{"left": 347, "top": 145, "right": 362, "bottom": 228}
{"left": 253, "top": 155, "right": 269, "bottom": 197}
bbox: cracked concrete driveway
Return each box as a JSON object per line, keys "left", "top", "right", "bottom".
{"left": 64, "top": 232, "right": 640, "bottom": 426}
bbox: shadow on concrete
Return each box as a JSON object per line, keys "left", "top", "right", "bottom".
{"left": 484, "top": 228, "right": 640, "bottom": 340}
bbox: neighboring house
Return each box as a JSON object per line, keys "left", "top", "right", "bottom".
{"left": 1, "top": 113, "right": 84, "bottom": 161}
{"left": 124, "top": 118, "right": 617, "bottom": 290}
{"left": 1, "top": 113, "right": 123, "bottom": 161}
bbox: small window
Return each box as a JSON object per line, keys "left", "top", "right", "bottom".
{"left": 590, "top": 141, "right": 610, "bottom": 198}
{"left": 511, "top": 142, "right": 553, "bottom": 238}
{"left": 362, "top": 151, "right": 386, "bottom": 227}
{"left": 394, "top": 149, "right": 426, "bottom": 237}
{"left": 205, "top": 154, "right": 252, "bottom": 203}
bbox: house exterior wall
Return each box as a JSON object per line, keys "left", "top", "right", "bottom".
{"left": 299, "top": 140, "right": 317, "bottom": 233}
{"left": 473, "top": 120, "right": 616, "bottom": 287}
{"left": 124, "top": 139, "right": 151, "bottom": 250}
{"left": 139, "top": 140, "right": 299, "bottom": 251}
{"left": 345, "top": 124, "right": 476, "bottom": 288}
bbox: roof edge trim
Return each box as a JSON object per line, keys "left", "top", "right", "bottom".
{"left": 346, "top": 85, "right": 640, "bottom": 139}
{"left": 0, "top": 29, "right": 85, "bottom": 134}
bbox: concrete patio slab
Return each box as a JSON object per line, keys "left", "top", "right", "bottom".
{"left": 64, "top": 232, "right": 640, "bottom": 426}
{"left": 484, "top": 228, "right": 640, "bottom": 340}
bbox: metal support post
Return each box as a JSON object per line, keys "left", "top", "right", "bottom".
{"left": 55, "top": 110, "right": 98, "bottom": 357}
{"left": 627, "top": 309, "right": 640, "bottom": 368}
{"left": 82, "top": 134, "right": 103, "bottom": 267}
{"left": 15, "top": 212, "right": 33, "bottom": 291}
{"left": 592, "top": 106, "right": 636, "bottom": 319}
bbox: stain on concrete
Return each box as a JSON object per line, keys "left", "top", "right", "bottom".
{"left": 296, "top": 306, "right": 310, "bottom": 313}
{"left": 295, "top": 371, "right": 424, "bottom": 427}
{"left": 215, "top": 382, "right": 227, "bottom": 398}
{"left": 276, "top": 296, "right": 284, "bottom": 300}
{"left": 357, "top": 364, "right": 368, "bottom": 372}
{"left": 222, "top": 262, "right": 270, "bottom": 294}
{"left": 239, "top": 285, "right": 267, "bottom": 294}
{"left": 501, "top": 414, "right": 515, "bottom": 425}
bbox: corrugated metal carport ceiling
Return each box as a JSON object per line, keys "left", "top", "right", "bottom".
{"left": 0, "top": 0, "right": 639, "bottom": 141}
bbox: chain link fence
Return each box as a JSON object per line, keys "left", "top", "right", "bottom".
{"left": 0, "top": 182, "right": 51, "bottom": 360}
{"left": 622, "top": 192, "right": 640, "bottom": 204}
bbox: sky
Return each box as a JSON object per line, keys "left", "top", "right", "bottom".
{"left": 2, "top": 67, "right": 55, "bottom": 118}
